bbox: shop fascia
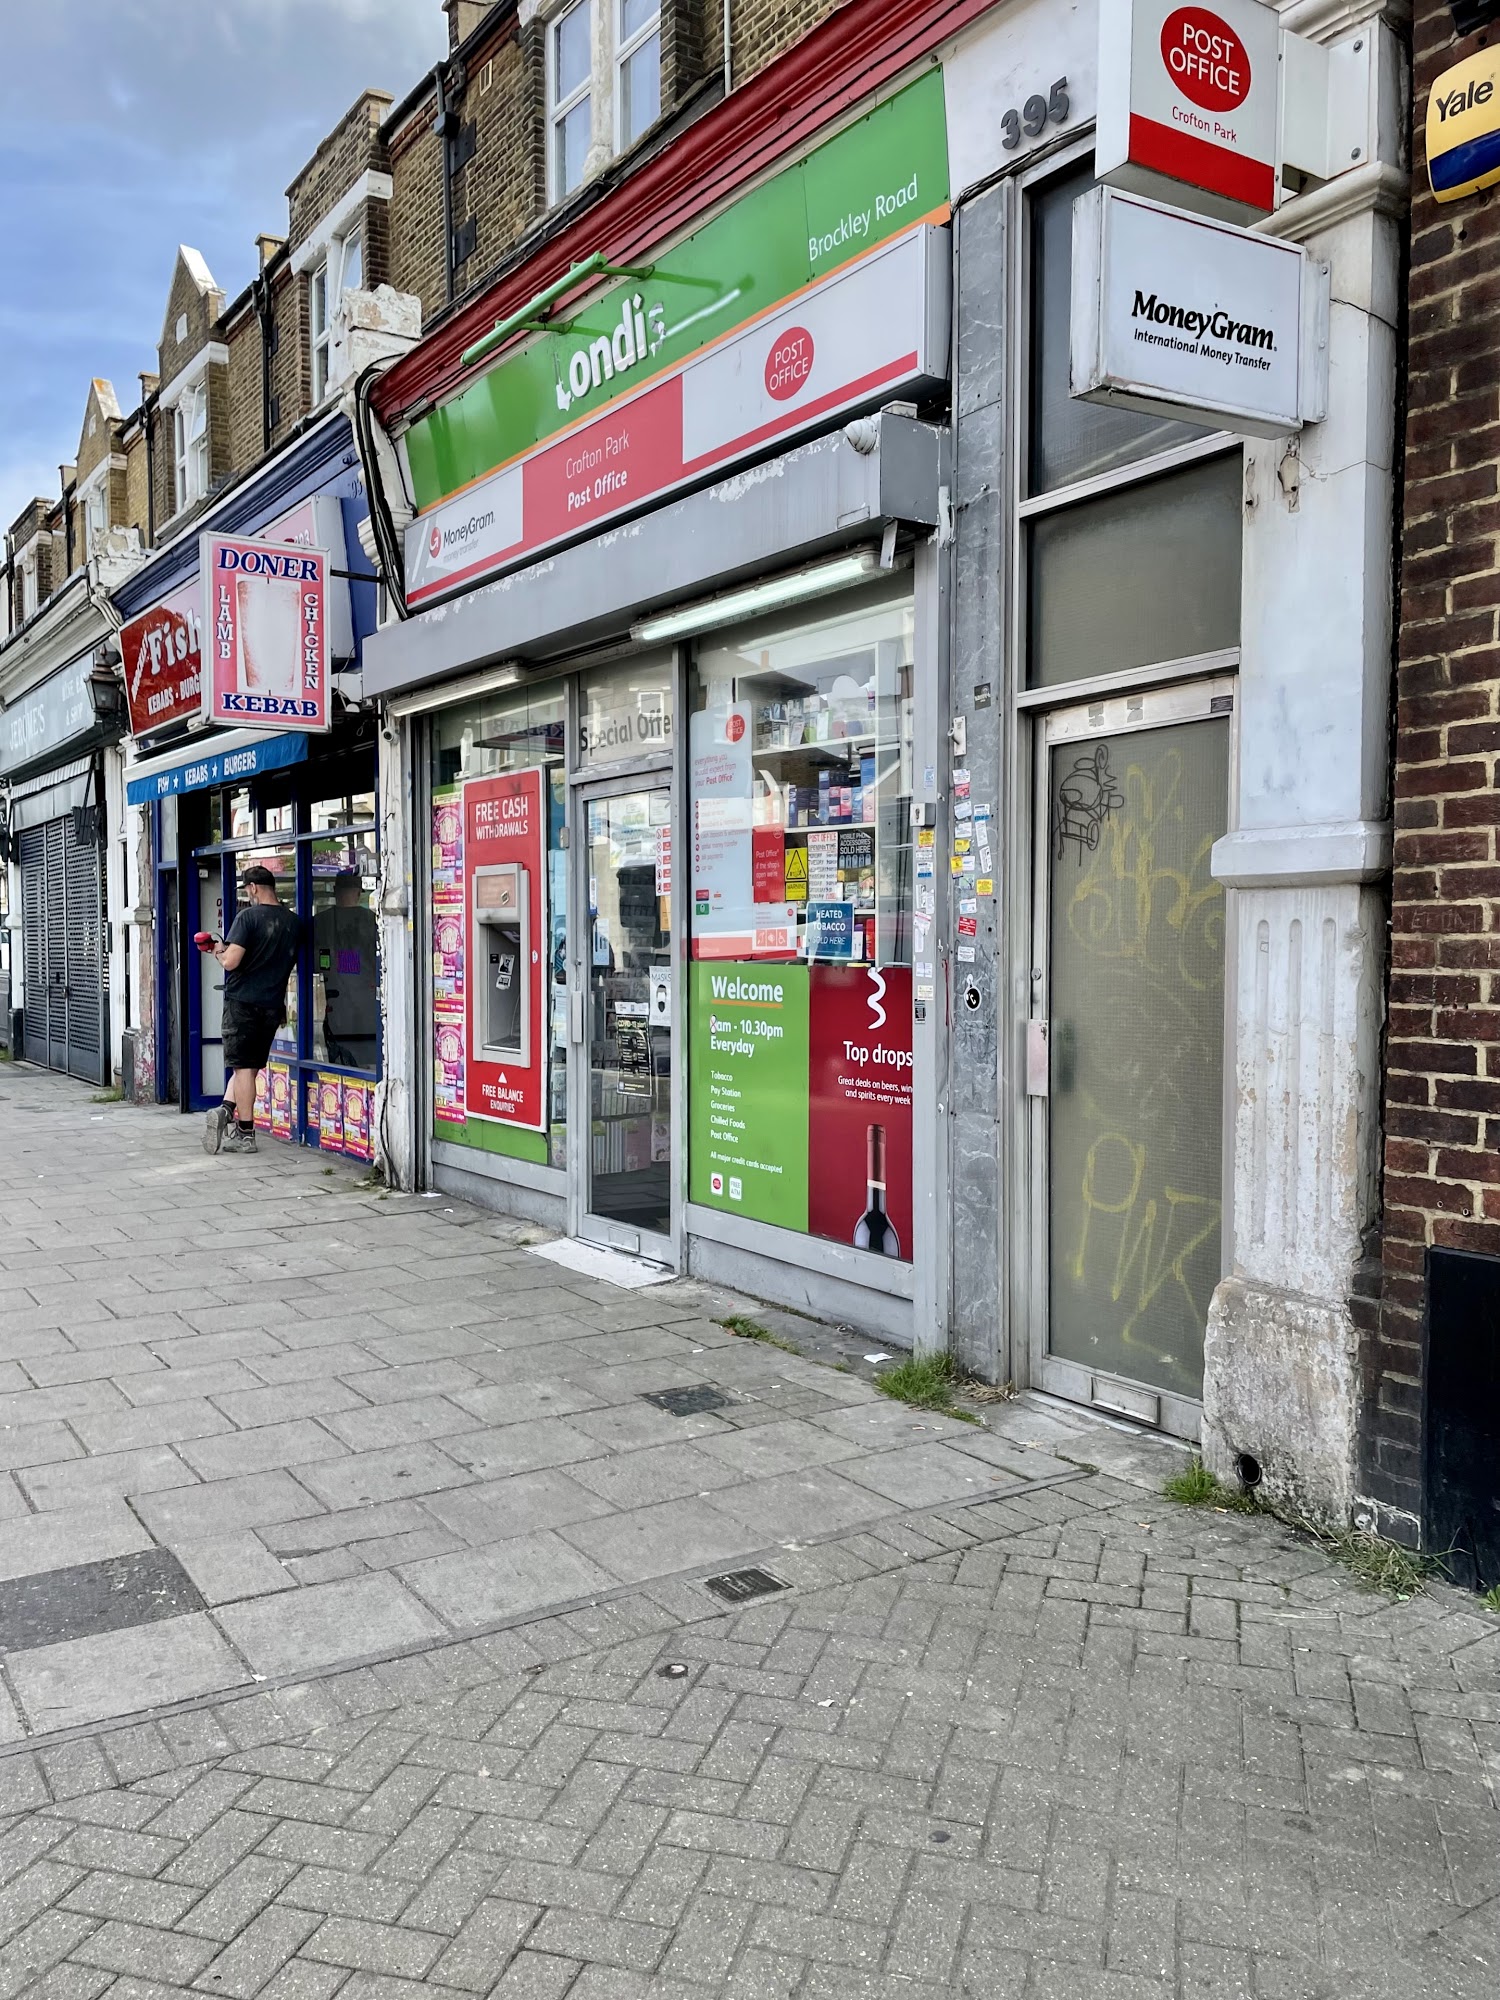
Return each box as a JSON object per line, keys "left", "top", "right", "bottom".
{"left": 397, "top": 70, "right": 952, "bottom": 608}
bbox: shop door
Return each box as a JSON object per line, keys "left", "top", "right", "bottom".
{"left": 575, "top": 782, "right": 676, "bottom": 1260}
{"left": 1031, "top": 681, "right": 1232, "bottom": 1437}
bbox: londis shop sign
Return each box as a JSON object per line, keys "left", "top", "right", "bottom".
{"left": 402, "top": 73, "right": 950, "bottom": 607}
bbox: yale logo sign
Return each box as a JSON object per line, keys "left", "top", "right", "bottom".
{"left": 1427, "top": 50, "right": 1500, "bottom": 203}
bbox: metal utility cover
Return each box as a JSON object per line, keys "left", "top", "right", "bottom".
{"left": 0, "top": 1549, "right": 204, "bottom": 1653}
{"left": 704, "top": 1567, "right": 789, "bottom": 1604}
{"left": 643, "top": 1384, "right": 734, "bottom": 1418}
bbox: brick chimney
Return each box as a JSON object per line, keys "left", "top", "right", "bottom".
{"left": 443, "top": 0, "right": 496, "bottom": 51}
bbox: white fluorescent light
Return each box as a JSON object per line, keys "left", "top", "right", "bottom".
{"left": 629, "top": 548, "right": 882, "bottom": 645}
{"left": 384, "top": 659, "right": 523, "bottom": 719}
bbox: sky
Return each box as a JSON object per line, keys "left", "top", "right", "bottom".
{"left": 0, "top": 0, "right": 447, "bottom": 536}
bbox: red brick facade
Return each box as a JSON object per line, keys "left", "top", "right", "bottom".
{"left": 1368, "top": 0, "right": 1500, "bottom": 1536}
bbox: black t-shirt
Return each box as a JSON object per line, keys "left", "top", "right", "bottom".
{"left": 225, "top": 901, "right": 302, "bottom": 1012}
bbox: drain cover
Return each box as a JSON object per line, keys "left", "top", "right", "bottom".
{"left": 643, "top": 1384, "right": 733, "bottom": 1418}
{"left": 0, "top": 1548, "right": 204, "bottom": 1653}
{"left": 704, "top": 1566, "right": 788, "bottom": 1605}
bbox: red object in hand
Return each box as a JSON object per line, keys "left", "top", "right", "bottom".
{"left": 194, "top": 932, "right": 215, "bottom": 953}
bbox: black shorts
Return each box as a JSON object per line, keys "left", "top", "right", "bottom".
{"left": 222, "top": 999, "right": 284, "bottom": 1073}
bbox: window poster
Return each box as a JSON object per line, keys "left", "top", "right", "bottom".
{"left": 689, "top": 704, "right": 794, "bottom": 959}
{"left": 431, "top": 790, "right": 466, "bottom": 1123}
{"left": 689, "top": 962, "right": 912, "bottom": 1259}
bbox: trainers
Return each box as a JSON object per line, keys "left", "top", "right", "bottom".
{"left": 222, "top": 1125, "right": 258, "bottom": 1155}
{"left": 203, "top": 1102, "right": 231, "bottom": 1155}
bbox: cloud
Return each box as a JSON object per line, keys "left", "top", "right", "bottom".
{"left": 1, "top": 0, "right": 446, "bottom": 536}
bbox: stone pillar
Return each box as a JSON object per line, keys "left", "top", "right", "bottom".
{"left": 1202, "top": 4, "right": 1406, "bottom": 1520}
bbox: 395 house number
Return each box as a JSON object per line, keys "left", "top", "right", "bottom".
{"left": 1001, "top": 77, "right": 1070, "bottom": 149}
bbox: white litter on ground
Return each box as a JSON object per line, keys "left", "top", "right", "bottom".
{"left": 528, "top": 1237, "right": 675, "bottom": 1289}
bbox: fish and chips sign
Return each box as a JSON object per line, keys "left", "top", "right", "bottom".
{"left": 200, "top": 532, "right": 332, "bottom": 732}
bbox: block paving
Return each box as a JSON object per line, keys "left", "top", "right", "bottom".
{"left": 0, "top": 1071, "right": 1495, "bottom": 1995}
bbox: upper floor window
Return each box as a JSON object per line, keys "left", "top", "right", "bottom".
{"left": 173, "top": 384, "right": 209, "bottom": 514}
{"left": 548, "top": 0, "right": 661, "bottom": 203}
{"left": 310, "top": 229, "right": 364, "bottom": 404}
{"left": 617, "top": 0, "right": 661, "bottom": 150}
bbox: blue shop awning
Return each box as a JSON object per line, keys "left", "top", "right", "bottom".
{"left": 125, "top": 730, "right": 308, "bottom": 805}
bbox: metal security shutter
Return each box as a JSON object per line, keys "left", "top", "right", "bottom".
{"left": 45, "top": 818, "right": 68, "bottom": 1072}
{"left": 19, "top": 826, "right": 48, "bottom": 1065}
{"left": 64, "top": 817, "right": 105, "bottom": 1084}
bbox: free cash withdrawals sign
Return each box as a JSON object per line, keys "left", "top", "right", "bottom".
{"left": 1070, "top": 186, "right": 1322, "bottom": 438}
{"left": 402, "top": 72, "right": 951, "bottom": 606}
{"left": 1096, "top": 0, "right": 1279, "bottom": 220}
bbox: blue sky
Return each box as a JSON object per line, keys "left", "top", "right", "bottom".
{"left": 0, "top": 0, "right": 446, "bottom": 534}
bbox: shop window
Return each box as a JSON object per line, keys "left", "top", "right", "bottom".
{"left": 312, "top": 835, "right": 380, "bottom": 1072}
{"left": 227, "top": 788, "right": 254, "bottom": 840}
{"left": 687, "top": 580, "right": 917, "bottom": 1263}
{"left": 578, "top": 659, "right": 673, "bottom": 769}
{"left": 1028, "top": 165, "right": 1204, "bottom": 496}
{"left": 430, "top": 684, "right": 568, "bottom": 1168}
{"left": 311, "top": 790, "right": 377, "bottom": 831}
{"left": 1027, "top": 454, "right": 1242, "bottom": 689}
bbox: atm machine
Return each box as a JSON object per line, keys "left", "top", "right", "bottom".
{"left": 472, "top": 861, "right": 530, "bottom": 1065}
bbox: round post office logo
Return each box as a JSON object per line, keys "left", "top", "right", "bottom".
{"left": 765, "top": 327, "right": 814, "bottom": 402}
{"left": 1160, "top": 8, "right": 1252, "bottom": 113}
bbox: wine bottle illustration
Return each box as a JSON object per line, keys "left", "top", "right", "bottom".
{"left": 852, "top": 1123, "right": 900, "bottom": 1257}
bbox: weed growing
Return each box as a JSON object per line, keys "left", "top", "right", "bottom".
{"left": 1164, "top": 1457, "right": 1437, "bottom": 1599}
{"left": 874, "top": 1352, "right": 980, "bottom": 1424}
{"left": 1482, "top": 1584, "right": 1500, "bottom": 1615}
{"left": 716, "top": 1313, "right": 799, "bottom": 1355}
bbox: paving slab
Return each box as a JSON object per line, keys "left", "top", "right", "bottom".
{"left": 215, "top": 1572, "right": 447, "bottom": 1676}
{"left": 6, "top": 1610, "right": 246, "bottom": 1732}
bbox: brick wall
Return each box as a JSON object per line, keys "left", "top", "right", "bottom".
{"left": 287, "top": 91, "right": 392, "bottom": 250}
{"left": 732, "top": 0, "right": 845, "bottom": 83}
{"left": 226, "top": 308, "right": 265, "bottom": 472}
{"left": 1369, "top": 0, "right": 1500, "bottom": 1537}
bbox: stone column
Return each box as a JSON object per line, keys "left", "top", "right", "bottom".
{"left": 1202, "top": 3, "right": 1406, "bottom": 1521}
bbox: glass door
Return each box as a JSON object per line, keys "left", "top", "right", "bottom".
{"left": 1031, "top": 679, "right": 1233, "bottom": 1436}
{"left": 577, "top": 781, "right": 675, "bottom": 1257}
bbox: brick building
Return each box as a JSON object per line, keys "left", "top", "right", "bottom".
{"left": 1365, "top": 0, "right": 1500, "bottom": 1578}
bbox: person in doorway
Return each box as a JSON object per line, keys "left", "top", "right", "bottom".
{"left": 203, "top": 864, "right": 301, "bottom": 1156}
{"left": 313, "top": 869, "right": 379, "bottom": 1070}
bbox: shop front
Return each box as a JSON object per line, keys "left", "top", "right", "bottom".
{"left": 0, "top": 649, "right": 122, "bottom": 1086}
{"left": 366, "top": 72, "right": 951, "bottom": 1336}
{"left": 113, "top": 416, "right": 383, "bottom": 1159}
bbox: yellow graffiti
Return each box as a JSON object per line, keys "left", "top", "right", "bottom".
{"left": 1064, "top": 749, "right": 1223, "bottom": 993}
{"left": 1072, "top": 1131, "right": 1221, "bottom": 1342}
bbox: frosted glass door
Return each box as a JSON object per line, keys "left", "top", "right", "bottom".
{"left": 1045, "top": 714, "right": 1229, "bottom": 1404}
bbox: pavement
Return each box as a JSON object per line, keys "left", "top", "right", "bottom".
{"left": 0, "top": 1062, "right": 1497, "bottom": 1999}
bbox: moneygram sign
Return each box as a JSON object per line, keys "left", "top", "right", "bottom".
{"left": 1097, "top": 0, "right": 1279, "bottom": 218}
{"left": 1071, "top": 186, "right": 1324, "bottom": 437}
{"left": 400, "top": 73, "right": 951, "bottom": 607}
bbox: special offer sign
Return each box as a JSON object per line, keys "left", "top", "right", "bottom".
{"left": 200, "top": 532, "right": 332, "bottom": 732}
{"left": 1097, "top": 0, "right": 1279, "bottom": 219}
{"left": 462, "top": 769, "right": 546, "bottom": 1130}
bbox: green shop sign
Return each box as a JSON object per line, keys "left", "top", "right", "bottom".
{"left": 404, "top": 70, "right": 950, "bottom": 515}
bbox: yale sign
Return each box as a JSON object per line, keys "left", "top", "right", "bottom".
{"left": 1070, "top": 187, "right": 1328, "bottom": 438}
{"left": 1427, "top": 50, "right": 1500, "bottom": 204}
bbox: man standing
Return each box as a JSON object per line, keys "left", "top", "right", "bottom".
{"left": 204, "top": 864, "right": 301, "bottom": 1156}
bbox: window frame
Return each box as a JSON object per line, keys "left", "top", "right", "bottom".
{"left": 309, "top": 231, "right": 363, "bottom": 406}
{"left": 548, "top": 0, "right": 595, "bottom": 202}
{"left": 171, "top": 382, "right": 209, "bottom": 515}
{"left": 615, "top": 0, "right": 662, "bottom": 153}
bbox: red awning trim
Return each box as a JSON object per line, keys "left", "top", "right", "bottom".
{"left": 374, "top": 0, "right": 990, "bottom": 426}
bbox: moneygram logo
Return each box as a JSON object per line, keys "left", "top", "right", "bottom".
{"left": 428, "top": 507, "right": 497, "bottom": 566}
